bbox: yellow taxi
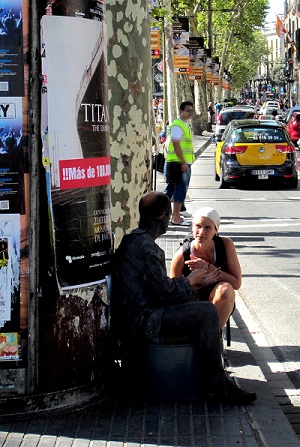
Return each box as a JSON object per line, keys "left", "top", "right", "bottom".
{"left": 214, "top": 119, "right": 298, "bottom": 189}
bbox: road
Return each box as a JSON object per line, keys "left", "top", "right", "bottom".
{"left": 187, "top": 141, "right": 300, "bottom": 388}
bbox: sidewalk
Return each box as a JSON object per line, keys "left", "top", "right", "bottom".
{"left": 1, "top": 133, "right": 299, "bottom": 447}
{"left": 155, "top": 132, "right": 300, "bottom": 446}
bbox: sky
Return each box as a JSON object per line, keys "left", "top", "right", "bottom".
{"left": 266, "top": 0, "right": 284, "bottom": 24}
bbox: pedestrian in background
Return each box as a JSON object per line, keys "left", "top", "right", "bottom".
{"left": 207, "top": 101, "right": 215, "bottom": 132}
{"left": 165, "top": 101, "right": 195, "bottom": 226}
{"left": 215, "top": 100, "right": 222, "bottom": 118}
{"left": 162, "top": 120, "right": 189, "bottom": 217}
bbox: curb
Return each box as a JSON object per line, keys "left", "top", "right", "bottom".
{"left": 194, "top": 135, "right": 213, "bottom": 159}
{"left": 230, "top": 293, "right": 300, "bottom": 446}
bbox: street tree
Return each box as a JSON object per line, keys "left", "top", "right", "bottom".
{"left": 107, "top": 0, "right": 152, "bottom": 244}
{"left": 227, "top": 31, "right": 269, "bottom": 91}
{"left": 194, "top": 0, "right": 269, "bottom": 99}
{"left": 151, "top": 0, "right": 269, "bottom": 131}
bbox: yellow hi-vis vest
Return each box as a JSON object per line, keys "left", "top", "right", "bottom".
{"left": 166, "top": 119, "right": 194, "bottom": 164}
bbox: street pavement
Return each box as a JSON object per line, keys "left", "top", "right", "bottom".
{"left": 0, "top": 132, "right": 300, "bottom": 447}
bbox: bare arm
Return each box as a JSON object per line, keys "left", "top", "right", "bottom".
{"left": 170, "top": 247, "right": 185, "bottom": 278}
{"left": 219, "top": 237, "right": 242, "bottom": 289}
{"left": 207, "top": 238, "right": 241, "bottom": 289}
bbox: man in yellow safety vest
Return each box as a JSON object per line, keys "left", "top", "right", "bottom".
{"left": 165, "top": 101, "right": 195, "bottom": 226}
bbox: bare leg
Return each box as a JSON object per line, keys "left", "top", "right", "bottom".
{"left": 209, "top": 282, "right": 235, "bottom": 329}
{"left": 171, "top": 201, "right": 184, "bottom": 224}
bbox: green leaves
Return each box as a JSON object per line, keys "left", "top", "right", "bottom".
{"left": 166, "top": 0, "right": 270, "bottom": 90}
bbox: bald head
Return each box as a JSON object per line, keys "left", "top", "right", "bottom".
{"left": 139, "top": 192, "right": 171, "bottom": 223}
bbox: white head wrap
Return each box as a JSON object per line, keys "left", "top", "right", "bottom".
{"left": 193, "top": 207, "right": 220, "bottom": 231}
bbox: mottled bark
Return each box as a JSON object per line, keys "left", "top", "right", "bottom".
{"left": 188, "top": 15, "right": 207, "bottom": 134}
{"left": 192, "top": 80, "right": 207, "bottom": 135}
{"left": 164, "top": 10, "right": 177, "bottom": 123}
{"left": 176, "top": 75, "right": 193, "bottom": 105}
{"left": 107, "top": 0, "right": 152, "bottom": 247}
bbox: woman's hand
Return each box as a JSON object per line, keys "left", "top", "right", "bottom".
{"left": 185, "top": 255, "right": 208, "bottom": 271}
{"left": 200, "top": 268, "right": 222, "bottom": 287}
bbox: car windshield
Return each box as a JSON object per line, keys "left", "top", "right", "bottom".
{"left": 232, "top": 127, "right": 286, "bottom": 143}
{"left": 220, "top": 111, "right": 255, "bottom": 125}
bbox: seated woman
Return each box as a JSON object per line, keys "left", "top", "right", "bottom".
{"left": 170, "top": 207, "right": 241, "bottom": 329}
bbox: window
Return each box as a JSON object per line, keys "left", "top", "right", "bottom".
{"left": 220, "top": 111, "right": 255, "bottom": 125}
{"left": 239, "top": 127, "right": 286, "bottom": 143}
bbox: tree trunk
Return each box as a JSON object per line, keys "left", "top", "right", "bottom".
{"left": 176, "top": 74, "right": 193, "bottom": 105}
{"left": 164, "top": 6, "right": 177, "bottom": 124}
{"left": 193, "top": 80, "right": 207, "bottom": 135}
{"left": 106, "top": 0, "right": 152, "bottom": 247}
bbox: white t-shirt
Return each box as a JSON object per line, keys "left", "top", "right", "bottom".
{"left": 171, "top": 117, "right": 190, "bottom": 141}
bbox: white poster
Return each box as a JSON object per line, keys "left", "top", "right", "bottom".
{"left": 41, "top": 14, "right": 112, "bottom": 293}
{"left": 0, "top": 214, "right": 20, "bottom": 328}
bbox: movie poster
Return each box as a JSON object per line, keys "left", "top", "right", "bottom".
{"left": 41, "top": 9, "right": 112, "bottom": 293}
{"left": 0, "top": 96, "right": 24, "bottom": 214}
{"left": 0, "top": 0, "right": 24, "bottom": 97}
{"left": 0, "top": 332, "right": 18, "bottom": 360}
{"left": 0, "top": 214, "right": 20, "bottom": 331}
{"left": 43, "top": 0, "right": 104, "bottom": 20}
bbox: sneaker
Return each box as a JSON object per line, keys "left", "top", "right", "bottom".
{"left": 208, "top": 378, "right": 257, "bottom": 405}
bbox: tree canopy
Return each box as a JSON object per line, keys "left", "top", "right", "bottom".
{"left": 152, "top": 0, "right": 270, "bottom": 96}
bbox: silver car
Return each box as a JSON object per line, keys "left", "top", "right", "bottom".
{"left": 215, "top": 106, "right": 256, "bottom": 138}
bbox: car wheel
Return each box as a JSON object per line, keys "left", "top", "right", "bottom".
{"left": 219, "top": 165, "right": 229, "bottom": 189}
{"left": 286, "top": 175, "right": 298, "bottom": 189}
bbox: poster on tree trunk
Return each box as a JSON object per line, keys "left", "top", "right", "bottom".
{"left": 189, "top": 37, "right": 204, "bottom": 80}
{"left": 173, "top": 17, "right": 190, "bottom": 74}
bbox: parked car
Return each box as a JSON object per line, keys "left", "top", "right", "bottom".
{"left": 285, "top": 112, "right": 300, "bottom": 145}
{"left": 262, "top": 107, "right": 278, "bottom": 116}
{"left": 260, "top": 113, "right": 285, "bottom": 122}
{"left": 283, "top": 104, "right": 300, "bottom": 123}
{"left": 215, "top": 106, "right": 255, "bottom": 138}
{"left": 214, "top": 119, "right": 298, "bottom": 189}
{"left": 259, "top": 114, "right": 275, "bottom": 121}
{"left": 259, "top": 101, "right": 280, "bottom": 115}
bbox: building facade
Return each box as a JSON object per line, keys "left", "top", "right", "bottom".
{"left": 283, "top": 0, "right": 300, "bottom": 105}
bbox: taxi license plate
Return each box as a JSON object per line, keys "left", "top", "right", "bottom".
{"left": 251, "top": 169, "right": 274, "bottom": 176}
